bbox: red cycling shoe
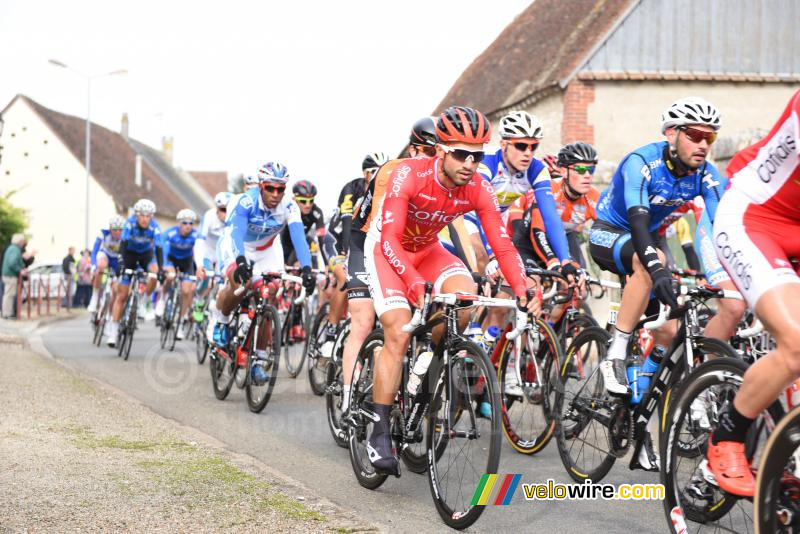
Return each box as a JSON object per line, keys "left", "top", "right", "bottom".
{"left": 706, "top": 435, "right": 755, "bottom": 497}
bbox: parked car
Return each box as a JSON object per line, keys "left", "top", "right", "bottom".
{"left": 22, "top": 263, "right": 69, "bottom": 301}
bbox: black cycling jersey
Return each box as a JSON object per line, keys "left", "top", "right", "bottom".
{"left": 328, "top": 177, "right": 368, "bottom": 255}
{"left": 282, "top": 203, "right": 327, "bottom": 264}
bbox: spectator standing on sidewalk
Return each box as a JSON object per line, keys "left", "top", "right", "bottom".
{"left": 61, "top": 246, "right": 75, "bottom": 308}
{"left": 72, "top": 249, "right": 93, "bottom": 307}
{"left": 2, "top": 234, "right": 27, "bottom": 319}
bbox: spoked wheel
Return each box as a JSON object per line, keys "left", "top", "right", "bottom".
{"left": 209, "top": 344, "right": 237, "bottom": 401}
{"left": 196, "top": 320, "right": 209, "bottom": 364}
{"left": 553, "top": 326, "right": 617, "bottom": 483}
{"left": 283, "top": 298, "right": 308, "bottom": 378}
{"left": 661, "top": 358, "right": 778, "bottom": 533}
{"left": 326, "top": 318, "right": 350, "bottom": 448}
{"left": 307, "top": 304, "right": 332, "bottom": 396}
{"left": 755, "top": 405, "right": 800, "bottom": 534}
{"left": 245, "top": 306, "right": 281, "bottom": 413}
{"left": 348, "top": 329, "right": 388, "bottom": 490}
{"left": 93, "top": 297, "right": 109, "bottom": 347}
{"left": 498, "top": 319, "right": 563, "bottom": 455}
{"left": 559, "top": 313, "right": 598, "bottom": 352}
{"left": 427, "top": 340, "right": 501, "bottom": 530}
{"left": 167, "top": 295, "right": 181, "bottom": 352}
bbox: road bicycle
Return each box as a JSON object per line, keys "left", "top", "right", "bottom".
{"left": 208, "top": 271, "right": 303, "bottom": 413}
{"left": 159, "top": 272, "right": 196, "bottom": 352}
{"left": 347, "top": 282, "right": 527, "bottom": 530}
{"left": 91, "top": 269, "right": 116, "bottom": 347}
{"left": 554, "top": 285, "right": 741, "bottom": 484}
{"left": 116, "top": 269, "right": 156, "bottom": 360}
{"left": 193, "top": 273, "right": 224, "bottom": 365}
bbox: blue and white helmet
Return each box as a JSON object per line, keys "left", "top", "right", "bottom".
{"left": 109, "top": 215, "right": 126, "bottom": 230}
{"left": 257, "top": 162, "right": 290, "bottom": 184}
{"left": 214, "top": 191, "right": 233, "bottom": 208}
{"left": 133, "top": 198, "right": 156, "bottom": 215}
{"left": 243, "top": 174, "right": 260, "bottom": 185}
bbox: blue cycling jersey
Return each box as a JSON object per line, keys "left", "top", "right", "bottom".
{"left": 596, "top": 141, "right": 728, "bottom": 231}
{"left": 91, "top": 228, "right": 122, "bottom": 265}
{"left": 163, "top": 226, "right": 199, "bottom": 260}
{"left": 121, "top": 216, "right": 163, "bottom": 254}
{"left": 476, "top": 148, "right": 570, "bottom": 261}
{"left": 223, "top": 187, "right": 311, "bottom": 268}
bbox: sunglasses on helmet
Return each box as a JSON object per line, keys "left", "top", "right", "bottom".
{"left": 512, "top": 141, "right": 539, "bottom": 153}
{"left": 440, "top": 145, "right": 485, "bottom": 164}
{"left": 679, "top": 126, "right": 717, "bottom": 145}
{"left": 570, "top": 164, "right": 596, "bottom": 175}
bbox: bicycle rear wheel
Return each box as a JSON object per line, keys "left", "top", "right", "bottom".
{"left": 427, "top": 340, "right": 500, "bottom": 530}
{"left": 348, "top": 329, "right": 388, "bottom": 490}
{"left": 196, "top": 319, "right": 209, "bottom": 364}
{"left": 167, "top": 293, "right": 181, "bottom": 352}
{"left": 245, "top": 305, "right": 281, "bottom": 413}
{"left": 553, "top": 326, "right": 617, "bottom": 483}
{"left": 755, "top": 405, "right": 800, "bottom": 534}
{"left": 283, "top": 299, "right": 308, "bottom": 378}
{"left": 93, "top": 295, "right": 109, "bottom": 347}
{"left": 325, "top": 317, "right": 350, "bottom": 448}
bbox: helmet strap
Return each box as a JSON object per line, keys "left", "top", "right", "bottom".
{"left": 563, "top": 171, "right": 582, "bottom": 200}
{"left": 664, "top": 145, "right": 690, "bottom": 178}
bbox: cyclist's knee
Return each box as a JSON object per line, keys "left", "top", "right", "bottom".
{"left": 774, "top": 343, "right": 800, "bottom": 376}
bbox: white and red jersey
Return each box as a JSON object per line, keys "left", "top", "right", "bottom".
{"left": 369, "top": 156, "right": 527, "bottom": 297}
{"left": 726, "top": 89, "right": 800, "bottom": 221}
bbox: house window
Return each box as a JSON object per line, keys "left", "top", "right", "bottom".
{"left": 43, "top": 139, "right": 48, "bottom": 144}
{"left": 64, "top": 177, "right": 69, "bottom": 183}
{"left": 23, "top": 152, "right": 28, "bottom": 157}
{"left": 44, "top": 165, "right": 49, "bottom": 170}
{"left": 21, "top": 126, "right": 26, "bottom": 132}
{"left": 4, "top": 170, "right": 9, "bottom": 175}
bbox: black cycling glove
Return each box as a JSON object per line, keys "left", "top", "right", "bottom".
{"left": 651, "top": 267, "right": 679, "bottom": 309}
{"left": 233, "top": 256, "right": 252, "bottom": 285}
{"left": 301, "top": 265, "right": 315, "bottom": 295}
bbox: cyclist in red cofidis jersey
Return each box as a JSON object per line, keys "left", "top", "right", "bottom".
{"left": 363, "top": 106, "right": 539, "bottom": 475}
{"left": 706, "top": 88, "right": 800, "bottom": 497}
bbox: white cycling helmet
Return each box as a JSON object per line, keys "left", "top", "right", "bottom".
{"left": 214, "top": 191, "right": 233, "bottom": 208}
{"left": 176, "top": 208, "right": 197, "bottom": 223}
{"left": 133, "top": 198, "right": 156, "bottom": 215}
{"left": 660, "top": 97, "right": 721, "bottom": 133}
{"left": 498, "top": 110, "right": 544, "bottom": 140}
{"left": 243, "top": 174, "right": 260, "bottom": 185}
{"left": 109, "top": 215, "right": 126, "bottom": 230}
{"left": 257, "top": 162, "right": 290, "bottom": 184}
{"left": 362, "top": 152, "right": 389, "bottom": 171}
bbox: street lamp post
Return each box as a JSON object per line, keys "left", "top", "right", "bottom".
{"left": 48, "top": 59, "right": 127, "bottom": 249}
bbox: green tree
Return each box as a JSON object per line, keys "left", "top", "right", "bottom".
{"left": 0, "top": 191, "right": 27, "bottom": 251}
{"left": 229, "top": 173, "right": 245, "bottom": 194}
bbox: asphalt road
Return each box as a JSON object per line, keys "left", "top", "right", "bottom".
{"left": 42, "top": 315, "right": 681, "bottom": 533}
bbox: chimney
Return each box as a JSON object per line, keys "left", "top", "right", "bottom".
{"left": 121, "top": 113, "right": 129, "bottom": 140}
{"left": 135, "top": 154, "right": 142, "bottom": 187}
{"left": 162, "top": 136, "right": 173, "bottom": 164}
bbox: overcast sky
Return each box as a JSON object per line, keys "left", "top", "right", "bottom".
{"left": 0, "top": 0, "right": 531, "bottom": 213}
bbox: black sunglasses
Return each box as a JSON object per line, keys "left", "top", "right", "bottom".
{"left": 512, "top": 142, "right": 539, "bottom": 153}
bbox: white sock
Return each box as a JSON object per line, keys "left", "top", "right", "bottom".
{"left": 607, "top": 327, "right": 632, "bottom": 361}
{"left": 342, "top": 387, "right": 351, "bottom": 412}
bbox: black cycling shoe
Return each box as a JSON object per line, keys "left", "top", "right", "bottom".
{"left": 367, "top": 432, "right": 399, "bottom": 476}
{"left": 600, "top": 358, "right": 631, "bottom": 396}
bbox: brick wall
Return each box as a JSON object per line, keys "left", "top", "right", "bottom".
{"left": 562, "top": 79, "right": 595, "bottom": 144}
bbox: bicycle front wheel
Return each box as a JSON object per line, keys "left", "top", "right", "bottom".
{"left": 283, "top": 299, "right": 308, "bottom": 378}
{"left": 427, "top": 340, "right": 500, "bottom": 530}
{"left": 755, "top": 405, "right": 800, "bottom": 534}
{"left": 245, "top": 305, "right": 281, "bottom": 413}
{"left": 308, "top": 303, "right": 332, "bottom": 396}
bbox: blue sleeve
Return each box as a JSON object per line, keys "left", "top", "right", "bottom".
{"left": 621, "top": 154, "right": 652, "bottom": 210}
{"left": 288, "top": 221, "right": 312, "bottom": 268}
{"left": 531, "top": 172, "right": 570, "bottom": 261}
{"left": 91, "top": 236, "right": 101, "bottom": 266}
{"left": 699, "top": 166, "right": 728, "bottom": 223}
{"left": 121, "top": 221, "right": 133, "bottom": 242}
{"left": 229, "top": 206, "right": 249, "bottom": 258}
{"left": 152, "top": 223, "right": 164, "bottom": 249}
{"left": 162, "top": 231, "right": 171, "bottom": 260}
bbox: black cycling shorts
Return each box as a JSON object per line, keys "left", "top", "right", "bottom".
{"left": 166, "top": 255, "right": 195, "bottom": 276}
{"left": 516, "top": 241, "right": 546, "bottom": 271}
{"left": 120, "top": 249, "right": 155, "bottom": 284}
{"left": 588, "top": 221, "right": 638, "bottom": 276}
{"left": 346, "top": 232, "right": 370, "bottom": 300}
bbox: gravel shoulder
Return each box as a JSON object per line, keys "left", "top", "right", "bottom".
{"left": 0, "top": 329, "right": 376, "bottom": 533}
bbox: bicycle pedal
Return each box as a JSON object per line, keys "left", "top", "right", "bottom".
{"left": 325, "top": 382, "right": 342, "bottom": 395}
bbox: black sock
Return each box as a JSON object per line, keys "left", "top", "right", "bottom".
{"left": 712, "top": 403, "right": 755, "bottom": 444}
{"left": 370, "top": 403, "right": 392, "bottom": 440}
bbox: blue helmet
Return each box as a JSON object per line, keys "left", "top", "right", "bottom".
{"left": 257, "top": 162, "right": 290, "bottom": 184}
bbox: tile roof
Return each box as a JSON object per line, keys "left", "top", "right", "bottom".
{"left": 188, "top": 171, "right": 228, "bottom": 197}
{"left": 16, "top": 94, "right": 207, "bottom": 218}
{"left": 433, "top": 0, "right": 634, "bottom": 117}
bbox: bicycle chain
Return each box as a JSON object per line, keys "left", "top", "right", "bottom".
{"left": 608, "top": 403, "right": 634, "bottom": 458}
